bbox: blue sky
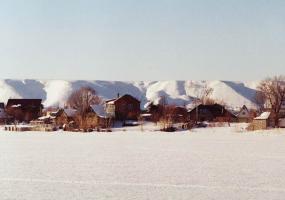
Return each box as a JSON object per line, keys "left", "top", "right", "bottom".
{"left": 0, "top": 0, "right": 284, "bottom": 80}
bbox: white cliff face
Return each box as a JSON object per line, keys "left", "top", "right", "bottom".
{"left": 0, "top": 79, "right": 260, "bottom": 109}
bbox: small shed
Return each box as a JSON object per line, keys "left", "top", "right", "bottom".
{"left": 252, "top": 112, "right": 271, "bottom": 130}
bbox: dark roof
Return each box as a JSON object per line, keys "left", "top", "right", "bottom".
{"left": 240, "top": 105, "right": 249, "bottom": 111}
{"left": 105, "top": 94, "right": 140, "bottom": 104}
{"left": 0, "top": 103, "right": 4, "bottom": 109}
{"left": 6, "top": 99, "right": 42, "bottom": 108}
{"left": 237, "top": 105, "right": 249, "bottom": 115}
{"left": 189, "top": 103, "right": 237, "bottom": 118}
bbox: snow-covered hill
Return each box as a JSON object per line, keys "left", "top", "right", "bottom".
{"left": 0, "top": 80, "right": 259, "bottom": 109}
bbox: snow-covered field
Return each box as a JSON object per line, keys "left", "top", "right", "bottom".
{"left": 1, "top": 126, "right": 285, "bottom": 200}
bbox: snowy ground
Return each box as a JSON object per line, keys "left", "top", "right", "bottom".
{"left": 1, "top": 125, "right": 285, "bottom": 200}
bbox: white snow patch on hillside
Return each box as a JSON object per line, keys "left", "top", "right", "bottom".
{"left": 208, "top": 81, "right": 257, "bottom": 108}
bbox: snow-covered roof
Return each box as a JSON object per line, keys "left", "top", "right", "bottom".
{"left": 143, "top": 101, "right": 153, "bottom": 109}
{"left": 38, "top": 115, "right": 56, "bottom": 120}
{"left": 106, "top": 99, "right": 116, "bottom": 105}
{"left": 91, "top": 105, "right": 108, "bottom": 118}
{"left": 64, "top": 108, "right": 77, "bottom": 117}
{"left": 105, "top": 94, "right": 140, "bottom": 104}
{"left": 11, "top": 104, "right": 21, "bottom": 108}
{"left": 254, "top": 112, "right": 271, "bottom": 120}
{"left": 140, "top": 113, "right": 152, "bottom": 117}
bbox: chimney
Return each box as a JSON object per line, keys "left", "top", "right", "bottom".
{"left": 117, "top": 93, "right": 120, "bottom": 98}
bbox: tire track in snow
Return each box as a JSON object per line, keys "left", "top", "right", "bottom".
{"left": 1, "top": 178, "right": 285, "bottom": 193}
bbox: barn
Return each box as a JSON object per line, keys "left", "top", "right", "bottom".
{"left": 188, "top": 103, "right": 237, "bottom": 122}
{"left": 6, "top": 99, "right": 43, "bottom": 122}
{"left": 105, "top": 94, "right": 141, "bottom": 121}
{"left": 251, "top": 112, "right": 271, "bottom": 130}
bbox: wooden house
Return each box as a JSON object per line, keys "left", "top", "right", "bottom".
{"left": 144, "top": 102, "right": 189, "bottom": 123}
{"left": 236, "top": 105, "right": 252, "bottom": 123}
{"left": 172, "top": 106, "right": 189, "bottom": 123}
{"left": 90, "top": 104, "right": 113, "bottom": 129}
{"left": 51, "top": 108, "right": 77, "bottom": 127}
{"left": 6, "top": 99, "right": 43, "bottom": 122}
{"left": 144, "top": 102, "right": 163, "bottom": 122}
{"left": 105, "top": 94, "right": 141, "bottom": 121}
{"left": 188, "top": 103, "right": 237, "bottom": 122}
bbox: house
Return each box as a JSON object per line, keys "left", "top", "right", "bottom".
{"left": 144, "top": 102, "right": 190, "bottom": 123}
{"left": 251, "top": 112, "right": 272, "bottom": 130}
{"left": 188, "top": 103, "right": 237, "bottom": 122}
{"left": 6, "top": 99, "right": 43, "bottom": 122}
{"left": 143, "top": 102, "right": 163, "bottom": 122}
{"left": 105, "top": 94, "right": 141, "bottom": 121}
{"left": 236, "top": 105, "right": 252, "bottom": 123}
{"left": 171, "top": 106, "right": 189, "bottom": 123}
{"left": 90, "top": 104, "right": 113, "bottom": 129}
{"left": 51, "top": 108, "right": 77, "bottom": 127}
{"left": 29, "top": 116, "right": 57, "bottom": 132}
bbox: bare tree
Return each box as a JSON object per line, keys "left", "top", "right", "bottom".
{"left": 159, "top": 105, "right": 176, "bottom": 131}
{"left": 68, "top": 87, "right": 101, "bottom": 115}
{"left": 203, "top": 97, "right": 216, "bottom": 105}
{"left": 67, "top": 87, "right": 101, "bottom": 130}
{"left": 253, "top": 90, "right": 266, "bottom": 113}
{"left": 257, "top": 76, "right": 285, "bottom": 127}
{"left": 192, "top": 83, "right": 213, "bottom": 105}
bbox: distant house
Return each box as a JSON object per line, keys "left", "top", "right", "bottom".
{"left": 6, "top": 99, "right": 43, "bottom": 122}
{"left": 144, "top": 102, "right": 163, "bottom": 122}
{"left": 171, "top": 106, "right": 189, "bottom": 123}
{"left": 51, "top": 108, "right": 77, "bottom": 127}
{"left": 188, "top": 103, "right": 237, "bottom": 122}
{"left": 90, "top": 104, "right": 113, "bottom": 128}
{"left": 144, "top": 102, "right": 189, "bottom": 123}
{"left": 236, "top": 105, "right": 252, "bottom": 123}
{"left": 105, "top": 94, "right": 141, "bottom": 121}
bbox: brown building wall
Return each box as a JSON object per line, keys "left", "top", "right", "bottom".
{"left": 114, "top": 96, "right": 140, "bottom": 120}
{"left": 252, "top": 119, "right": 268, "bottom": 130}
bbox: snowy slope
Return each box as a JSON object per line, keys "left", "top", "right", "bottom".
{"left": 0, "top": 79, "right": 260, "bottom": 109}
